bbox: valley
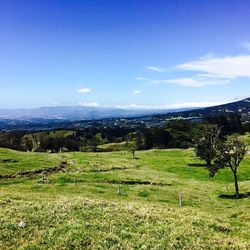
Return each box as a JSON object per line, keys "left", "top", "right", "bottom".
{"left": 0, "top": 146, "right": 249, "bottom": 249}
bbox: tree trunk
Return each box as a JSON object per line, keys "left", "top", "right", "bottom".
{"left": 206, "top": 159, "right": 211, "bottom": 167}
{"left": 233, "top": 170, "right": 240, "bottom": 197}
{"left": 132, "top": 149, "right": 135, "bottom": 159}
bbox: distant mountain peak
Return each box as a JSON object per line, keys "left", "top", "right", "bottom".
{"left": 243, "top": 98, "right": 250, "bottom": 102}
{"left": 155, "top": 97, "right": 250, "bottom": 121}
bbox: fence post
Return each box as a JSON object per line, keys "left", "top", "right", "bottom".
{"left": 179, "top": 194, "right": 183, "bottom": 207}
{"left": 117, "top": 184, "right": 121, "bottom": 195}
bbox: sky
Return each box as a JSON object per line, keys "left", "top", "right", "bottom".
{"left": 0, "top": 0, "right": 250, "bottom": 109}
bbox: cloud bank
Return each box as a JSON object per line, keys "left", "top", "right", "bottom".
{"left": 177, "top": 54, "right": 250, "bottom": 79}
{"left": 140, "top": 51, "right": 250, "bottom": 87}
{"left": 77, "top": 88, "right": 91, "bottom": 93}
{"left": 79, "top": 100, "right": 226, "bottom": 110}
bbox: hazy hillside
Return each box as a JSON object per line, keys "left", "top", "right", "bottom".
{"left": 155, "top": 98, "right": 250, "bottom": 120}
{"left": 1, "top": 98, "right": 250, "bottom": 131}
{"left": 1, "top": 98, "right": 250, "bottom": 123}
{"left": 0, "top": 106, "right": 192, "bottom": 121}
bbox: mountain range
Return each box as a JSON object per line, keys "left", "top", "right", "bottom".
{"left": 156, "top": 98, "right": 250, "bottom": 121}
{"left": 0, "top": 98, "right": 249, "bottom": 131}
{"left": 1, "top": 98, "right": 250, "bottom": 121}
{"left": 0, "top": 106, "right": 189, "bottom": 121}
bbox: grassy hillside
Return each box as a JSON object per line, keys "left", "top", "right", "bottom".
{"left": 22, "top": 130, "right": 75, "bottom": 145}
{"left": 97, "top": 141, "right": 133, "bottom": 152}
{"left": 0, "top": 148, "right": 62, "bottom": 175}
{"left": 0, "top": 147, "right": 249, "bottom": 249}
{"left": 240, "top": 132, "right": 250, "bottom": 147}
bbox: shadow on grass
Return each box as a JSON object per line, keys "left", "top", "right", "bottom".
{"left": 219, "top": 192, "right": 250, "bottom": 199}
{"left": 187, "top": 163, "right": 207, "bottom": 168}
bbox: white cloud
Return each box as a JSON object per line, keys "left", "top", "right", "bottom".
{"left": 232, "top": 94, "right": 250, "bottom": 101}
{"left": 114, "top": 104, "right": 149, "bottom": 109}
{"left": 177, "top": 54, "right": 250, "bottom": 79}
{"left": 79, "top": 102, "right": 100, "bottom": 107}
{"left": 133, "top": 90, "right": 142, "bottom": 94}
{"left": 146, "top": 66, "right": 167, "bottom": 72}
{"left": 161, "top": 76, "right": 230, "bottom": 87}
{"left": 139, "top": 53, "right": 250, "bottom": 87}
{"left": 135, "top": 75, "right": 230, "bottom": 87}
{"left": 113, "top": 101, "right": 225, "bottom": 110}
{"left": 135, "top": 76, "right": 148, "bottom": 81}
{"left": 77, "top": 88, "right": 91, "bottom": 94}
{"left": 164, "top": 101, "right": 224, "bottom": 109}
{"left": 77, "top": 100, "right": 228, "bottom": 110}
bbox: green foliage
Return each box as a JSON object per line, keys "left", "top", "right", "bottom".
{"left": 204, "top": 114, "right": 243, "bottom": 135}
{"left": 137, "top": 191, "right": 149, "bottom": 197}
{"left": 208, "top": 135, "right": 247, "bottom": 196}
{"left": 0, "top": 114, "right": 246, "bottom": 153}
{"left": 98, "top": 141, "right": 132, "bottom": 152}
{"left": 214, "top": 135, "right": 247, "bottom": 173}
{"left": 194, "top": 124, "right": 220, "bottom": 166}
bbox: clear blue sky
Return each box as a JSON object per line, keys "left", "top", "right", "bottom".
{"left": 0, "top": 0, "right": 250, "bottom": 109}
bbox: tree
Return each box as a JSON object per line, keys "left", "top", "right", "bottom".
{"left": 131, "top": 140, "right": 137, "bottom": 159}
{"left": 209, "top": 135, "right": 247, "bottom": 197}
{"left": 22, "top": 136, "right": 33, "bottom": 152}
{"left": 194, "top": 124, "right": 221, "bottom": 167}
{"left": 134, "top": 132, "right": 144, "bottom": 150}
{"left": 204, "top": 114, "right": 243, "bottom": 135}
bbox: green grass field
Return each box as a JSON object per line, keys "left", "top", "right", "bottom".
{"left": 0, "top": 148, "right": 61, "bottom": 175}
{"left": 0, "top": 145, "right": 249, "bottom": 249}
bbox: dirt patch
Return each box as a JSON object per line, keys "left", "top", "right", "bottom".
{"left": 0, "top": 158, "right": 18, "bottom": 163}
{"left": 0, "top": 161, "right": 68, "bottom": 179}
{"left": 105, "top": 179, "right": 166, "bottom": 186}
{"left": 219, "top": 193, "right": 250, "bottom": 199}
{"left": 90, "top": 166, "right": 131, "bottom": 172}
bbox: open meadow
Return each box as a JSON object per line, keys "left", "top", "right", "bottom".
{"left": 0, "top": 145, "right": 250, "bottom": 249}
